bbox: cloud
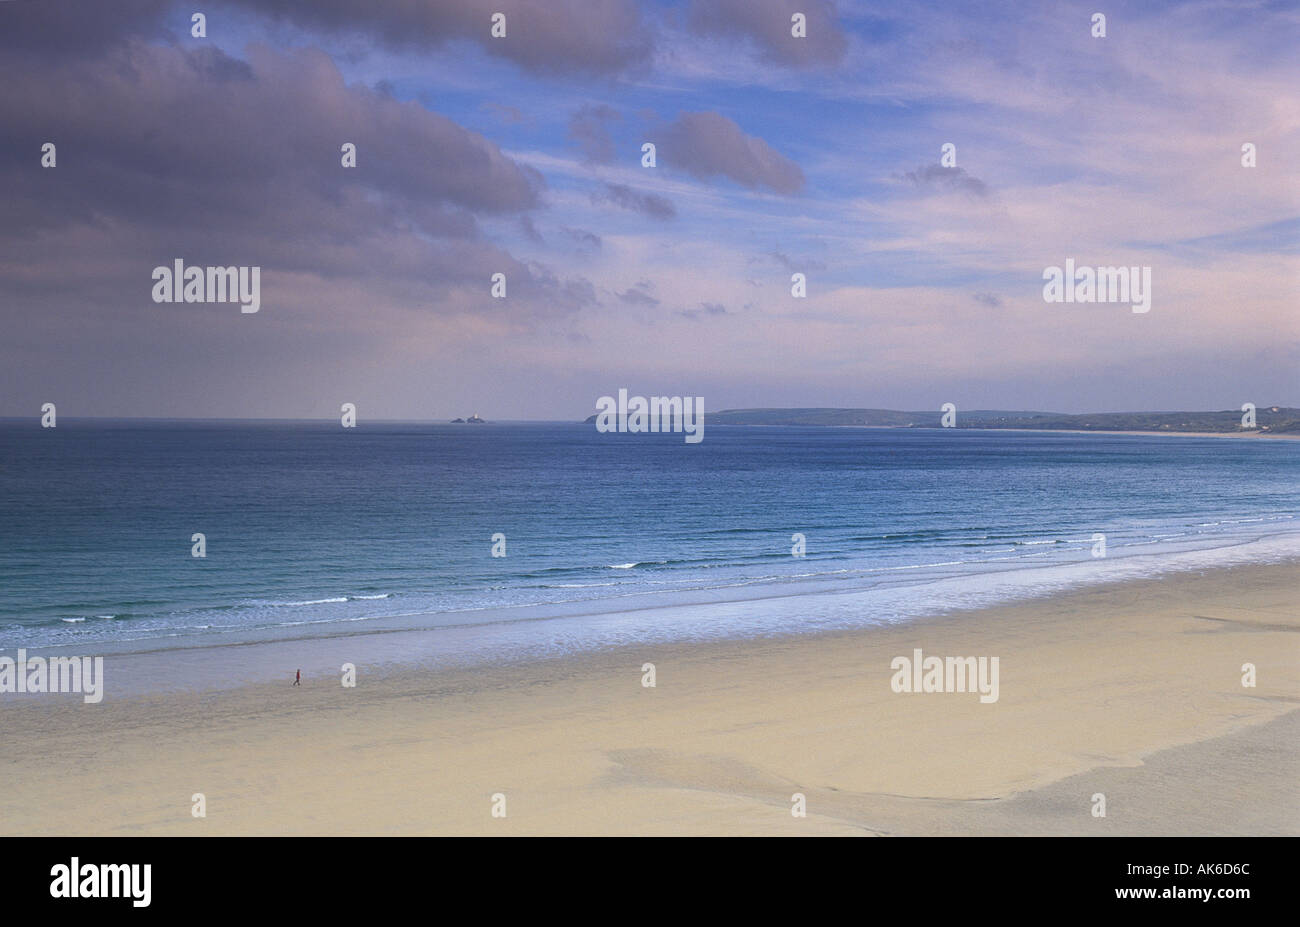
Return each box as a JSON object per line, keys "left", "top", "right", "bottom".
{"left": 3, "top": 42, "right": 541, "bottom": 227}
{"left": 679, "top": 302, "right": 729, "bottom": 319}
{"left": 3, "top": 0, "right": 1295, "bottom": 421}
{"left": 568, "top": 104, "right": 621, "bottom": 164}
{"left": 592, "top": 183, "right": 677, "bottom": 220}
{"left": 522, "top": 264, "right": 599, "bottom": 310}
{"left": 225, "top": 0, "right": 655, "bottom": 77}
{"left": 898, "top": 164, "right": 989, "bottom": 197}
{"left": 0, "top": 0, "right": 172, "bottom": 55}
{"left": 560, "top": 226, "right": 602, "bottom": 252}
{"left": 618, "top": 283, "right": 660, "bottom": 307}
{"left": 688, "top": 0, "right": 847, "bottom": 67}
{"left": 520, "top": 215, "right": 545, "bottom": 244}
{"left": 661, "top": 111, "right": 804, "bottom": 194}
{"left": 765, "top": 251, "right": 826, "bottom": 272}
{"left": 0, "top": 38, "right": 591, "bottom": 325}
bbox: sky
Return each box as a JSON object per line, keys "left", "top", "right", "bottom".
{"left": 1, "top": 0, "right": 1297, "bottom": 420}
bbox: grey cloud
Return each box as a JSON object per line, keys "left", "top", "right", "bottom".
{"left": 560, "top": 226, "right": 602, "bottom": 252}
{"left": 568, "top": 104, "right": 621, "bottom": 164}
{"left": 900, "top": 164, "right": 989, "bottom": 197}
{"left": 518, "top": 264, "right": 599, "bottom": 312}
{"left": 1, "top": 43, "right": 541, "bottom": 234}
{"left": 224, "top": 0, "right": 654, "bottom": 77}
{"left": 688, "top": 0, "right": 847, "bottom": 68}
{"left": 0, "top": 38, "right": 587, "bottom": 324}
{"left": 520, "top": 215, "right": 545, "bottom": 244}
{"left": 593, "top": 183, "right": 676, "bottom": 220}
{"left": 765, "top": 251, "right": 826, "bottom": 272}
{"left": 679, "top": 302, "right": 729, "bottom": 319}
{"left": 661, "top": 111, "right": 804, "bottom": 195}
{"left": 973, "top": 292, "right": 1002, "bottom": 308}
{"left": 618, "top": 287, "right": 660, "bottom": 307}
{"left": 0, "top": 0, "right": 172, "bottom": 54}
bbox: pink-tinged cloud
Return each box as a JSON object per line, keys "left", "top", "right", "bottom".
{"left": 661, "top": 111, "right": 805, "bottom": 194}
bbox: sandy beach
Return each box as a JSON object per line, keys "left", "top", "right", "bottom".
{"left": 2, "top": 560, "right": 1297, "bottom": 836}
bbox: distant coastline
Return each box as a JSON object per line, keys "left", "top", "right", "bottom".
{"left": 583, "top": 406, "right": 1300, "bottom": 436}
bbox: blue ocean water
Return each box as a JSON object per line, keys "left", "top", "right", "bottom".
{"left": 1, "top": 421, "right": 1298, "bottom": 657}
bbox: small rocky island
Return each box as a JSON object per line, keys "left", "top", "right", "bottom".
{"left": 451, "top": 414, "right": 487, "bottom": 423}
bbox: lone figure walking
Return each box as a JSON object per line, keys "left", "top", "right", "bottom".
{"left": 293, "top": 669, "right": 301, "bottom": 686}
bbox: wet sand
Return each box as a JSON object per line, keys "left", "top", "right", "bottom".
{"left": 2, "top": 561, "right": 1296, "bottom": 835}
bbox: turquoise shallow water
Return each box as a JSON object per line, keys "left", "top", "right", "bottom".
{"left": 1, "top": 420, "right": 1297, "bottom": 658}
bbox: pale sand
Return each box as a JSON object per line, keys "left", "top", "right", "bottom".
{"left": 2, "top": 562, "right": 1297, "bottom": 836}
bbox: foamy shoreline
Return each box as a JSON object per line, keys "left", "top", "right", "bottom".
{"left": 2, "top": 558, "right": 1297, "bottom": 835}
{"left": 7, "top": 532, "right": 1300, "bottom": 700}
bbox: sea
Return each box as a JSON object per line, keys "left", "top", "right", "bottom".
{"left": 2, "top": 420, "right": 1297, "bottom": 690}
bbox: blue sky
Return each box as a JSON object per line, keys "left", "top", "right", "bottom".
{"left": 1, "top": 0, "right": 1297, "bottom": 418}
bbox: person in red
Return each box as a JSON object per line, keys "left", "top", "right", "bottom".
{"left": 293, "top": 669, "right": 301, "bottom": 686}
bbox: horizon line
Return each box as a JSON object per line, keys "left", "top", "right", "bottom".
{"left": 3, "top": 403, "right": 1295, "bottom": 425}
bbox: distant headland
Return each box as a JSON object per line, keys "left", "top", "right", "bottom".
{"left": 582, "top": 406, "right": 1300, "bottom": 435}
